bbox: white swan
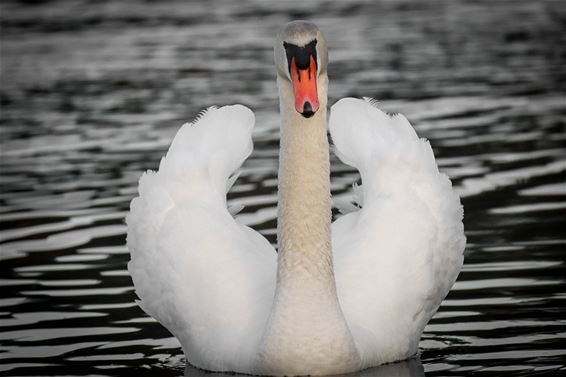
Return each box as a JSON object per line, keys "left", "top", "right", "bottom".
{"left": 127, "top": 21, "right": 465, "bottom": 376}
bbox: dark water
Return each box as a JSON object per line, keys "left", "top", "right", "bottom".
{"left": 1, "top": 0, "right": 565, "bottom": 376}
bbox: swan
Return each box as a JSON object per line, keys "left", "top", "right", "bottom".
{"left": 127, "top": 20, "right": 465, "bottom": 376}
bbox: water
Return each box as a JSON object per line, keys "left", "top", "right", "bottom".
{"left": 1, "top": 0, "right": 565, "bottom": 376}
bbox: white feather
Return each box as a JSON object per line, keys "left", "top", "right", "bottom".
{"left": 127, "top": 105, "right": 277, "bottom": 373}
{"left": 329, "top": 98, "right": 465, "bottom": 366}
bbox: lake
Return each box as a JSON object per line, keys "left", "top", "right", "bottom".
{"left": 1, "top": 0, "right": 565, "bottom": 376}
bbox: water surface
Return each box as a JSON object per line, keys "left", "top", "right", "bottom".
{"left": 1, "top": 0, "right": 565, "bottom": 376}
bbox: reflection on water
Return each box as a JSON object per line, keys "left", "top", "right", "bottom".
{"left": 184, "top": 357, "right": 425, "bottom": 377}
{"left": 1, "top": 0, "right": 565, "bottom": 376}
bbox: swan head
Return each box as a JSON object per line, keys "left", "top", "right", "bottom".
{"left": 275, "top": 21, "right": 328, "bottom": 118}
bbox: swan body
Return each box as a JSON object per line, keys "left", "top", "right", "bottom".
{"left": 127, "top": 21, "right": 465, "bottom": 376}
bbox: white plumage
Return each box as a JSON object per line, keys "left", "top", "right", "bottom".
{"left": 330, "top": 98, "right": 465, "bottom": 366}
{"left": 127, "top": 21, "right": 465, "bottom": 376}
{"left": 128, "top": 105, "right": 277, "bottom": 372}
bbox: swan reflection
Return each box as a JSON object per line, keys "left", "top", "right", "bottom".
{"left": 184, "top": 357, "right": 425, "bottom": 377}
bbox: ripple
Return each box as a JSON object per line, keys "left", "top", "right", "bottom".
{"left": 15, "top": 264, "right": 93, "bottom": 272}
{"left": 81, "top": 302, "right": 137, "bottom": 310}
{"left": 490, "top": 202, "right": 566, "bottom": 214}
{"left": 520, "top": 183, "right": 566, "bottom": 196}
{"left": 426, "top": 320, "right": 563, "bottom": 333}
{"left": 56, "top": 254, "right": 109, "bottom": 262}
{"left": 0, "top": 342, "right": 105, "bottom": 358}
{"left": 21, "top": 287, "right": 133, "bottom": 297}
{"left": 457, "top": 160, "right": 566, "bottom": 198}
{"left": 1, "top": 0, "right": 565, "bottom": 375}
{"left": 1, "top": 225, "right": 126, "bottom": 260}
{"left": 39, "top": 279, "right": 101, "bottom": 287}
{"left": 100, "top": 270, "right": 130, "bottom": 277}
{"left": 0, "top": 311, "right": 106, "bottom": 327}
{"left": 463, "top": 261, "right": 559, "bottom": 272}
{"left": 66, "top": 353, "right": 145, "bottom": 361}
{"left": 0, "top": 298, "right": 27, "bottom": 308}
{"left": 0, "top": 363, "right": 59, "bottom": 373}
{"left": 0, "top": 327, "right": 138, "bottom": 342}
{"left": 453, "top": 277, "right": 561, "bottom": 290}
{"left": 454, "top": 349, "right": 566, "bottom": 361}
{"left": 78, "top": 246, "right": 129, "bottom": 254}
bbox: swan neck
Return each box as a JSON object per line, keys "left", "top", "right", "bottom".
{"left": 276, "top": 73, "right": 332, "bottom": 282}
{"left": 257, "top": 73, "right": 360, "bottom": 374}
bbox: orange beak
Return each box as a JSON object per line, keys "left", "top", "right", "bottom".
{"left": 290, "top": 55, "right": 319, "bottom": 118}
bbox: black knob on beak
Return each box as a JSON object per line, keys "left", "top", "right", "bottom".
{"left": 301, "top": 101, "right": 314, "bottom": 118}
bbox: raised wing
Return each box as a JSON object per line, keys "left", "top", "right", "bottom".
{"left": 126, "top": 105, "right": 276, "bottom": 373}
{"left": 329, "top": 98, "right": 466, "bottom": 366}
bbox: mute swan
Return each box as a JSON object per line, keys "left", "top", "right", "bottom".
{"left": 127, "top": 21, "right": 465, "bottom": 376}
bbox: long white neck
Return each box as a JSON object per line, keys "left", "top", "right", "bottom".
{"left": 258, "top": 73, "right": 360, "bottom": 375}
{"left": 277, "top": 73, "right": 333, "bottom": 284}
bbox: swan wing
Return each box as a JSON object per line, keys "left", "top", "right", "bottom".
{"left": 126, "top": 105, "right": 276, "bottom": 373}
{"left": 329, "top": 98, "right": 466, "bottom": 366}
